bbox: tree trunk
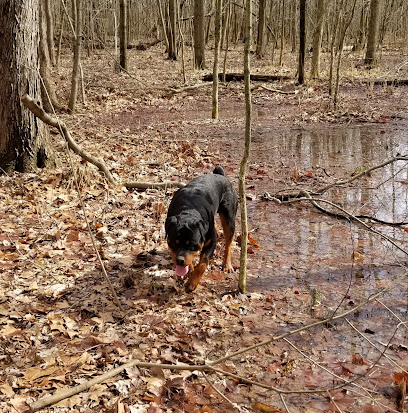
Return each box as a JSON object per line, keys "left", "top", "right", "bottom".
{"left": 68, "top": 0, "right": 83, "bottom": 113}
{"left": 365, "top": 0, "right": 380, "bottom": 67}
{"left": 39, "top": 0, "right": 60, "bottom": 112}
{"left": 279, "top": 0, "right": 285, "bottom": 66}
{"left": 156, "top": 0, "right": 170, "bottom": 53}
{"left": 311, "top": 0, "right": 326, "bottom": 79}
{"left": 256, "top": 0, "right": 266, "bottom": 58}
{"left": 239, "top": 0, "right": 252, "bottom": 293}
{"left": 119, "top": 0, "right": 128, "bottom": 70}
{"left": 44, "top": 0, "right": 55, "bottom": 66}
{"left": 212, "top": 0, "right": 222, "bottom": 119}
{"left": 0, "top": 0, "right": 53, "bottom": 173}
{"left": 167, "top": 0, "right": 177, "bottom": 60}
{"left": 298, "top": 0, "right": 306, "bottom": 84}
{"left": 193, "top": 0, "right": 205, "bottom": 68}
{"left": 354, "top": 1, "right": 368, "bottom": 53}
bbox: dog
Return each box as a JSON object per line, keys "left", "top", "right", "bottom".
{"left": 165, "top": 166, "right": 238, "bottom": 292}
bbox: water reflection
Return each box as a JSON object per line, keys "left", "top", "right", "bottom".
{"left": 245, "top": 126, "right": 407, "bottom": 310}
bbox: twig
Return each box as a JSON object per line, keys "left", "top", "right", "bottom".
{"left": 258, "top": 84, "right": 299, "bottom": 94}
{"left": 202, "top": 372, "right": 248, "bottom": 412}
{"left": 29, "top": 285, "right": 398, "bottom": 411}
{"left": 344, "top": 318, "right": 408, "bottom": 374}
{"left": 327, "top": 390, "right": 344, "bottom": 412}
{"left": 209, "top": 287, "right": 389, "bottom": 369}
{"left": 375, "top": 299, "right": 408, "bottom": 331}
{"left": 314, "top": 154, "right": 408, "bottom": 196}
{"left": 29, "top": 360, "right": 203, "bottom": 411}
{"left": 168, "top": 82, "right": 212, "bottom": 95}
{"left": 283, "top": 337, "right": 400, "bottom": 412}
{"left": 279, "top": 393, "right": 291, "bottom": 413}
{"left": 286, "top": 194, "right": 408, "bottom": 256}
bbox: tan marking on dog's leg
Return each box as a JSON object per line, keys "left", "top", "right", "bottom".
{"left": 219, "top": 212, "right": 234, "bottom": 272}
{"left": 185, "top": 255, "right": 208, "bottom": 292}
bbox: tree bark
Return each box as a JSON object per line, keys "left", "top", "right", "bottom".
{"left": 193, "top": 0, "right": 206, "bottom": 68}
{"left": 39, "top": 0, "right": 60, "bottom": 112}
{"left": 43, "top": 0, "right": 55, "bottom": 66}
{"left": 212, "top": 0, "right": 222, "bottom": 119}
{"left": 0, "top": 0, "right": 53, "bottom": 173}
{"left": 119, "top": 0, "right": 128, "bottom": 70}
{"left": 68, "top": 0, "right": 83, "bottom": 113}
{"left": 298, "top": 0, "right": 306, "bottom": 84}
{"left": 279, "top": 0, "right": 285, "bottom": 66}
{"left": 239, "top": 0, "right": 252, "bottom": 294}
{"left": 256, "top": 0, "right": 266, "bottom": 58}
{"left": 167, "top": 0, "right": 178, "bottom": 60}
{"left": 365, "top": 0, "right": 380, "bottom": 67}
{"left": 311, "top": 0, "right": 326, "bottom": 79}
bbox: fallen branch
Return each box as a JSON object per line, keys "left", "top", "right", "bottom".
{"left": 21, "top": 95, "right": 185, "bottom": 189}
{"left": 168, "top": 82, "right": 212, "bottom": 95}
{"left": 270, "top": 192, "right": 408, "bottom": 256}
{"left": 203, "top": 72, "right": 291, "bottom": 82}
{"left": 314, "top": 154, "right": 408, "bottom": 196}
{"left": 265, "top": 154, "right": 408, "bottom": 227}
{"left": 258, "top": 84, "right": 299, "bottom": 94}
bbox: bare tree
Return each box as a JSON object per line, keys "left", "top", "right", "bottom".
{"left": 0, "top": 0, "right": 53, "bottom": 173}
{"left": 256, "top": 0, "right": 267, "bottom": 58}
{"left": 193, "top": 0, "right": 206, "bottom": 68}
{"left": 298, "top": 0, "right": 306, "bottom": 84}
{"left": 239, "top": 0, "right": 253, "bottom": 293}
{"left": 212, "top": 0, "right": 223, "bottom": 119}
{"left": 311, "top": 0, "right": 326, "bottom": 79}
{"left": 68, "top": 0, "right": 83, "bottom": 113}
{"left": 167, "top": 0, "right": 178, "bottom": 60}
{"left": 279, "top": 0, "right": 285, "bottom": 66}
{"left": 365, "top": 0, "right": 380, "bottom": 67}
{"left": 44, "top": 0, "right": 56, "bottom": 66}
{"left": 119, "top": 0, "right": 128, "bottom": 70}
{"left": 39, "top": 0, "right": 60, "bottom": 112}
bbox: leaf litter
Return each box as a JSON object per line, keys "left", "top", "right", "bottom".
{"left": 1, "top": 46, "right": 408, "bottom": 412}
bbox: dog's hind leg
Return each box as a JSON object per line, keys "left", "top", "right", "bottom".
{"left": 219, "top": 211, "right": 235, "bottom": 272}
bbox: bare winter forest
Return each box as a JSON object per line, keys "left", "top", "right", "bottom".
{"left": 0, "top": 1, "right": 408, "bottom": 412}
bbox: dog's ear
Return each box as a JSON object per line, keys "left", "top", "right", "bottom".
{"left": 165, "top": 216, "right": 178, "bottom": 238}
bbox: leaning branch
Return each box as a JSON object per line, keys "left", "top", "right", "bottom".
{"left": 314, "top": 154, "right": 408, "bottom": 195}
{"left": 21, "top": 94, "right": 185, "bottom": 189}
{"left": 269, "top": 193, "right": 408, "bottom": 256}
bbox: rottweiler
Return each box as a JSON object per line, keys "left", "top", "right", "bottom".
{"left": 165, "top": 166, "right": 238, "bottom": 292}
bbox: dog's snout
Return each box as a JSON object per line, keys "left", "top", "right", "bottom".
{"left": 176, "top": 256, "right": 185, "bottom": 265}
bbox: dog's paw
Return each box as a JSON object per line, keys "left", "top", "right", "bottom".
{"left": 185, "top": 279, "right": 198, "bottom": 292}
{"left": 222, "top": 263, "right": 235, "bottom": 273}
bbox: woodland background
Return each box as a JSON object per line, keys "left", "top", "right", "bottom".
{"left": 0, "top": 0, "right": 408, "bottom": 412}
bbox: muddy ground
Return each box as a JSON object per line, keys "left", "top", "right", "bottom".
{"left": 1, "top": 45, "right": 408, "bottom": 412}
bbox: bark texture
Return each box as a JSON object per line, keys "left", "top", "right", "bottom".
{"left": 311, "top": 0, "right": 326, "bottom": 79}
{"left": 193, "top": 0, "right": 205, "bottom": 68}
{"left": 365, "top": 0, "right": 380, "bottom": 67}
{"left": 0, "top": 0, "right": 51, "bottom": 173}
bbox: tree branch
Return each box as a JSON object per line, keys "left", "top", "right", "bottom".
{"left": 21, "top": 94, "right": 185, "bottom": 190}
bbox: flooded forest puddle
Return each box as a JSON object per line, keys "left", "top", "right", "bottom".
{"left": 220, "top": 125, "right": 408, "bottom": 325}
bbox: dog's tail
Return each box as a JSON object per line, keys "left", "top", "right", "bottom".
{"left": 213, "top": 166, "right": 225, "bottom": 176}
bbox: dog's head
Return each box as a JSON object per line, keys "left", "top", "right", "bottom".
{"left": 165, "top": 210, "right": 207, "bottom": 277}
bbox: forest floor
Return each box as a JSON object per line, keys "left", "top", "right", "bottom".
{"left": 1, "top": 45, "right": 408, "bottom": 413}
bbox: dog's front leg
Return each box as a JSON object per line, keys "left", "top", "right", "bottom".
{"left": 185, "top": 230, "right": 216, "bottom": 292}
{"left": 184, "top": 255, "right": 208, "bottom": 292}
